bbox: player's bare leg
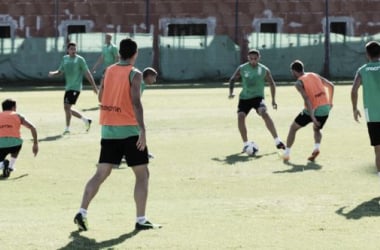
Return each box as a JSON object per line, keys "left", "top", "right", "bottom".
{"left": 308, "top": 125, "right": 322, "bottom": 161}
{"left": 374, "top": 145, "right": 380, "bottom": 172}
{"left": 238, "top": 112, "right": 248, "bottom": 142}
{"left": 283, "top": 122, "right": 302, "bottom": 161}
{"left": 259, "top": 108, "right": 285, "bottom": 149}
{"left": 63, "top": 103, "right": 72, "bottom": 133}
{"left": 238, "top": 112, "right": 252, "bottom": 153}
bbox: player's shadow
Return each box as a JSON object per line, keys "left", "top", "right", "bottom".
{"left": 58, "top": 230, "right": 139, "bottom": 250}
{"left": 38, "top": 134, "right": 63, "bottom": 142}
{"left": 336, "top": 197, "right": 380, "bottom": 220}
{"left": 212, "top": 152, "right": 277, "bottom": 165}
{"left": 0, "top": 173, "right": 29, "bottom": 181}
{"left": 82, "top": 106, "right": 99, "bottom": 112}
{"left": 273, "top": 161, "right": 322, "bottom": 173}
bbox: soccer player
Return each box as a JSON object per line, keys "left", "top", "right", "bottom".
{"left": 92, "top": 33, "right": 119, "bottom": 73}
{"left": 141, "top": 67, "right": 158, "bottom": 94}
{"left": 117, "top": 66, "right": 157, "bottom": 166}
{"left": 351, "top": 41, "right": 380, "bottom": 178}
{"left": 48, "top": 42, "right": 98, "bottom": 134}
{"left": 142, "top": 67, "right": 158, "bottom": 158}
{"left": 0, "top": 99, "right": 38, "bottom": 178}
{"left": 74, "top": 38, "right": 161, "bottom": 231}
{"left": 283, "top": 60, "right": 334, "bottom": 162}
{"left": 228, "top": 49, "right": 285, "bottom": 153}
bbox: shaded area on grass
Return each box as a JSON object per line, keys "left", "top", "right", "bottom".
{"left": 38, "top": 134, "right": 63, "bottom": 142}
{"left": 58, "top": 230, "right": 139, "bottom": 250}
{"left": 0, "top": 173, "right": 28, "bottom": 181}
{"left": 273, "top": 161, "right": 323, "bottom": 173}
{"left": 212, "top": 152, "right": 277, "bottom": 165}
{"left": 336, "top": 197, "right": 380, "bottom": 220}
{"left": 82, "top": 107, "right": 99, "bottom": 112}
{"left": 82, "top": 106, "right": 99, "bottom": 112}
{"left": 38, "top": 131, "right": 92, "bottom": 142}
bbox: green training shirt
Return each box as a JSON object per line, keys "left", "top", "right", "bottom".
{"left": 58, "top": 54, "right": 89, "bottom": 91}
{"left": 102, "top": 43, "right": 118, "bottom": 67}
{"left": 358, "top": 61, "right": 380, "bottom": 122}
{"left": 303, "top": 104, "right": 331, "bottom": 117}
{"left": 0, "top": 137, "right": 23, "bottom": 148}
{"left": 239, "top": 62, "right": 269, "bottom": 100}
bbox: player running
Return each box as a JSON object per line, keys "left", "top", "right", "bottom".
{"left": 283, "top": 60, "right": 334, "bottom": 162}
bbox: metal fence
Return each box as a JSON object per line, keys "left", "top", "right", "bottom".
{"left": 0, "top": 32, "right": 379, "bottom": 82}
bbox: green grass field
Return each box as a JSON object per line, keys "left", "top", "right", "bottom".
{"left": 0, "top": 84, "right": 379, "bottom": 250}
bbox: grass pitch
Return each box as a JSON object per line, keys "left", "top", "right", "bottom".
{"left": 0, "top": 84, "right": 379, "bottom": 250}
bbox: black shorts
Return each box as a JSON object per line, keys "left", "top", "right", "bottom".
{"left": 294, "top": 111, "right": 329, "bottom": 129}
{"left": 98, "top": 136, "right": 149, "bottom": 167}
{"left": 0, "top": 145, "right": 22, "bottom": 160}
{"left": 64, "top": 90, "right": 80, "bottom": 105}
{"left": 238, "top": 97, "right": 266, "bottom": 115}
{"left": 367, "top": 122, "right": 380, "bottom": 146}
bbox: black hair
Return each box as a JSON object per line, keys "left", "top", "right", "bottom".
{"left": 143, "top": 67, "right": 158, "bottom": 78}
{"left": 366, "top": 41, "right": 380, "bottom": 58}
{"left": 119, "top": 38, "right": 137, "bottom": 60}
{"left": 248, "top": 49, "right": 260, "bottom": 56}
{"left": 67, "top": 42, "right": 76, "bottom": 49}
{"left": 290, "top": 60, "right": 304, "bottom": 73}
{"left": 2, "top": 99, "right": 16, "bottom": 111}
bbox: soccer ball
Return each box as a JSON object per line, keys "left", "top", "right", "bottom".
{"left": 245, "top": 142, "right": 259, "bottom": 156}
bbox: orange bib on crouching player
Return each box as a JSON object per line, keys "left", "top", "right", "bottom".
{"left": 0, "top": 111, "right": 21, "bottom": 138}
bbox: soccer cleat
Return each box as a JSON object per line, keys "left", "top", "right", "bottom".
{"left": 276, "top": 141, "right": 286, "bottom": 150}
{"left": 135, "top": 220, "right": 162, "bottom": 230}
{"left": 74, "top": 213, "right": 88, "bottom": 231}
{"left": 63, "top": 129, "right": 70, "bottom": 135}
{"left": 2, "top": 160, "right": 10, "bottom": 178}
{"left": 85, "top": 119, "right": 92, "bottom": 132}
{"left": 307, "top": 150, "right": 320, "bottom": 162}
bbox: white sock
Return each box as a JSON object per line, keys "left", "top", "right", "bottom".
{"left": 136, "top": 216, "right": 147, "bottom": 224}
{"left": 81, "top": 117, "right": 89, "bottom": 123}
{"left": 9, "top": 157, "right": 16, "bottom": 170}
{"left": 284, "top": 148, "right": 291, "bottom": 156}
{"left": 79, "top": 208, "right": 87, "bottom": 218}
{"left": 65, "top": 126, "right": 70, "bottom": 131}
{"left": 243, "top": 141, "right": 250, "bottom": 146}
{"left": 274, "top": 137, "right": 282, "bottom": 145}
{"left": 314, "top": 143, "right": 320, "bottom": 151}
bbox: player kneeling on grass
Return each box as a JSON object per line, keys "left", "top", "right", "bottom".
{"left": 74, "top": 38, "right": 161, "bottom": 231}
{"left": 283, "top": 60, "right": 334, "bottom": 162}
{"left": 0, "top": 99, "right": 38, "bottom": 178}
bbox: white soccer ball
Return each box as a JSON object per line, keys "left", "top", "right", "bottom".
{"left": 245, "top": 142, "right": 259, "bottom": 156}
